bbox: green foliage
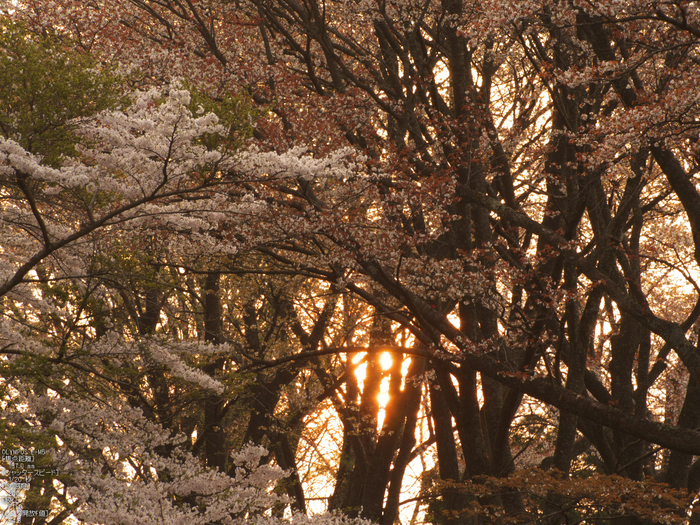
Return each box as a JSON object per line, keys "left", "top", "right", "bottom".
{"left": 183, "top": 80, "right": 260, "bottom": 153}
{"left": 0, "top": 18, "right": 125, "bottom": 165}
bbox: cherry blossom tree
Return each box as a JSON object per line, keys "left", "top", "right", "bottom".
{"left": 0, "top": 18, "right": 371, "bottom": 525}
